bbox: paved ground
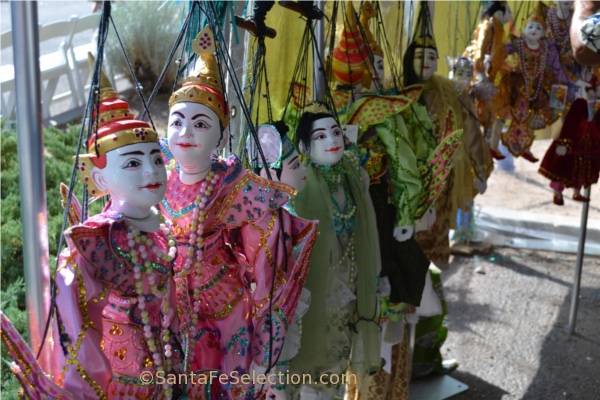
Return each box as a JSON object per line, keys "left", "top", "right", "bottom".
{"left": 441, "top": 248, "right": 600, "bottom": 400}
{"left": 432, "top": 140, "right": 600, "bottom": 400}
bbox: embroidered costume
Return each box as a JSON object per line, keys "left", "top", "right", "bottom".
{"left": 161, "top": 26, "right": 317, "bottom": 400}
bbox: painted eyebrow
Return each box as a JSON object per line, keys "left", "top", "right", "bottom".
{"left": 170, "top": 111, "right": 185, "bottom": 119}
{"left": 121, "top": 151, "right": 145, "bottom": 156}
{"left": 151, "top": 149, "right": 161, "bottom": 155}
{"left": 191, "top": 113, "right": 213, "bottom": 121}
{"left": 288, "top": 155, "right": 299, "bottom": 164}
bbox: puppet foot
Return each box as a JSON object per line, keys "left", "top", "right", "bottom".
{"left": 554, "top": 192, "right": 564, "bottom": 206}
{"left": 573, "top": 193, "right": 590, "bottom": 202}
{"left": 489, "top": 148, "right": 505, "bottom": 160}
{"left": 521, "top": 151, "right": 539, "bottom": 163}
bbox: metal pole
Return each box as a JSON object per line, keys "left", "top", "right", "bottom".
{"left": 566, "top": 186, "right": 591, "bottom": 335}
{"left": 313, "top": 0, "right": 324, "bottom": 102}
{"left": 10, "top": 0, "right": 52, "bottom": 370}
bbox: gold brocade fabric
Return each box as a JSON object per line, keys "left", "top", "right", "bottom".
{"left": 416, "top": 172, "right": 453, "bottom": 266}
{"left": 422, "top": 76, "right": 476, "bottom": 228}
{"left": 463, "top": 17, "right": 506, "bottom": 83}
{"left": 346, "top": 324, "right": 411, "bottom": 400}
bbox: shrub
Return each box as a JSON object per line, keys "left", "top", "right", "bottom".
{"left": 104, "top": 1, "right": 184, "bottom": 94}
{"left": 1, "top": 122, "right": 101, "bottom": 395}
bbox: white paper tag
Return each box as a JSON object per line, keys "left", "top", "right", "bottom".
{"left": 344, "top": 124, "right": 359, "bottom": 144}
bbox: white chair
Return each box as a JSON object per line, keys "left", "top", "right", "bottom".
{"left": 67, "top": 13, "right": 101, "bottom": 106}
{"left": 37, "top": 17, "right": 78, "bottom": 121}
{"left": 1, "top": 29, "right": 16, "bottom": 121}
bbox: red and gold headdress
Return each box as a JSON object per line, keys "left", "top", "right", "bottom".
{"left": 77, "top": 53, "right": 158, "bottom": 198}
{"left": 169, "top": 25, "right": 230, "bottom": 128}
{"left": 331, "top": 2, "right": 371, "bottom": 87}
{"left": 524, "top": 2, "right": 548, "bottom": 30}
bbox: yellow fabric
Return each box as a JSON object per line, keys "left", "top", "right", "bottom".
{"left": 256, "top": 1, "right": 531, "bottom": 126}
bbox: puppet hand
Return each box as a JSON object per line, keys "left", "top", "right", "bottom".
{"left": 556, "top": 145, "right": 567, "bottom": 156}
{"left": 474, "top": 177, "right": 487, "bottom": 194}
{"left": 575, "top": 79, "right": 592, "bottom": 90}
{"left": 393, "top": 225, "right": 414, "bottom": 242}
{"left": 415, "top": 208, "right": 436, "bottom": 232}
{"left": 483, "top": 55, "right": 492, "bottom": 74}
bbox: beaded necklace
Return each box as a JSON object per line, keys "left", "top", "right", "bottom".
{"left": 125, "top": 215, "right": 177, "bottom": 399}
{"left": 516, "top": 37, "right": 548, "bottom": 101}
{"left": 312, "top": 161, "right": 345, "bottom": 193}
{"left": 330, "top": 184, "right": 357, "bottom": 236}
{"left": 548, "top": 7, "right": 571, "bottom": 50}
{"left": 181, "top": 169, "right": 222, "bottom": 373}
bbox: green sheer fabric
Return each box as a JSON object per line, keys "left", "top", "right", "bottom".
{"left": 289, "top": 147, "right": 381, "bottom": 395}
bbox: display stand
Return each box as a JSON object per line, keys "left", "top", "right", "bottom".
{"left": 407, "top": 299, "right": 469, "bottom": 399}
{"left": 566, "top": 186, "right": 592, "bottom": 335}
{"left": 409, "top": 375, "right": 469, "bottom": 400}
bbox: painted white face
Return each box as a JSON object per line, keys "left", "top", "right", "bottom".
{"left": 554, "top": 1, "right": 573, "bottom": 15}
{"left": 453, "top": 65, "right": 473, "bottom": 86}
{"left": 413, "top": 48, "right": 438, "bottom": 81}
{"left": 373, "top": 55, "right": 385, "bottom": 87}
{"left": 522, "top": 22, "right": 545, "bottom": 43}
{"left": 167, "top": 102, "right": 226, "bottom": 170}
{"left": 308, "top": 117, "right": 345, "bottom": 166}
{"left": 493, "top": 5, "right": 512, "bottom": 24}
{"left": 93, "top": 142, "right": 167, "bottom": 212}
{"left": 261, "top": 149, "right": 307, "bottom": 192}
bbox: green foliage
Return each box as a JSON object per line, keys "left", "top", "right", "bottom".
{"left": 0, "top": 123, "right": 100, "bottom": 395}
{"left": 1, "top": 124, "right": 90, "bottom": 289}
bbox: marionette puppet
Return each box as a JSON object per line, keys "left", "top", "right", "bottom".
{"left": 403, "top": 12, "right": 485, "bottom": 270}
{"left": 402, "top": 2, "right": 490, "bottom": 377}
{"left": 497, "top": 2, "right": 565, "bottom": 162}
{"left": 158, "top": 26, "right": 317, "bottom": 399}
{"left": 0, "top": 63, "right": 178, "bottom": 400}
{"left": 288, "top": 103, "right": 381, "bottom": 400}
{"left": 463, "top": 1, "right": 512, "bottom": 160}
{"left": 539, "top": 92, "right": 600, "bottom": 205}
{"left": 547, "top": 1, "right": 594, "bottom": 104}
{"left": 50, "top": 57, "right": 178, "bottom": 400}
{"left": 448, "top": 56, "right": 494, "bottom": 244}
{"left": 328, "top": 4, "right": 428, "bottom": 399}
{"left": 245, "top": 121, "right": 311, "bottom": 400}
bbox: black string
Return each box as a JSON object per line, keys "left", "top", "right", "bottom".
{"left": 140, "top": 1, "right": 198, "bottom": 121}
{"left": 37, "top": 0, "right": 112, "bottom": 360}
{"left": 204, "top": 5, "right": 288, "bottom": 391}
{"left": 108, "top": 15, "right": 156, "bottom": 131}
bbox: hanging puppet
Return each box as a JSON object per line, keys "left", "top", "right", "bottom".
{"left": 539, "top": 92, "right": 600, "bottom": 204}
{"left": 546, "top": 1, "right": 593, "bottom": 105}
{"left": 288, "top": 103, "right": 381, "bottom": 400}
{"left": 496, "top": 2, "right": 565, "bottom": 162}
{"left": 333, "top": 3, "right": 461, "bottom": 399}
{"left": 1, "top": 55, "right": 178, "bottom": 400}
{"left": 402, "top": 2, "right": 489, "bottom": 378}
{"left": 245, "top": 121, "right": 311, "bottom": 400}
{"left": 54, "top": 55, "right": 179, "bottom": 399}
{"left": 159, "top": 26, "right": 317, "bottom": 399}
{"left": 448, "top": 55, "right": 494, "bottom": 244}
{"left": 463, "top": 1, "right": 512, "bottom": 160}
{"left": 403, "top": 7, "right": 487, "bottom": 270}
